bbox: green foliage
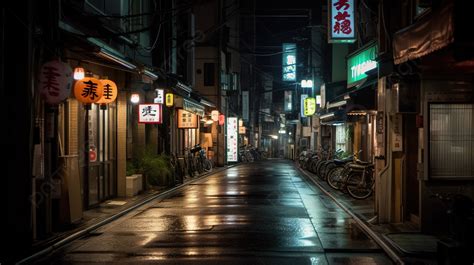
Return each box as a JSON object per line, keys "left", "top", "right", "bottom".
{"left": 134, "top": 147, "right": 172, "bottom": 186}
{"left": 126, "top": 161, "right": 138, "bottom": 176}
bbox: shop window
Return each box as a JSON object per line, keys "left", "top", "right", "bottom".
{"left": 429, "top": 104, "right": 474, "bottom": 179}
{"left": 335, "top": 124, "right": 347, "bottom": 152}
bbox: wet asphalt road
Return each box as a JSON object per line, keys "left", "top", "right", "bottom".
{"left": 47, "top": 160, "right": 393, "bottom": 264}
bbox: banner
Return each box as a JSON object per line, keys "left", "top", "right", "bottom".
{"left": 284, "top": 91, "right": 293, "bottom": 111}
{"left": 226, "top": 117, "right": 238, "bottom": 162}
{"left": 242, "top": 91, "right": 249, "bottom": 121}
{"left": 328, "top": 0, "right": 356, "bottom": 43}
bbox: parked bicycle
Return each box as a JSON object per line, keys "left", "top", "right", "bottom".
{"left": 344, "top": 159, "right": 375, "bottom": 199}
{"left": 170, "top": 152, "right": 185, "bottom": 184}
{"left": 194, "top": 144, "right": 212, "bottom": 172}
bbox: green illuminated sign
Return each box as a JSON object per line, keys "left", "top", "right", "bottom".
{"left": 282, "top": 43, "right": 296, "bottom": 81}
{"left": 347, "top": 43, "right": 377, "bottom": 87}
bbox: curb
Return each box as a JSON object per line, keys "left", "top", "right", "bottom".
{"left": 296, "top": 164, "right": 405, "bottom": 265}
{"left": 16, "top": 164, "right": 239, "bottom": 265}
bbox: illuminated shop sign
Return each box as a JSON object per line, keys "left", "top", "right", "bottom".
{"left": 282, "top": 43, "right": 297, "bottom": 81}
{"left": 177, "top": 109, "right": 198, "bottom": 128}
{"left": 284, "top": 90, "right": 292, "bottom": 111}
{"left": 304, "top": 97, "right": 316, "bottom": 116}
{"left": 347, "top": 43, "right": 378, "bottom": 87}
{"left": 154, "top": 89, "right": 164, "bottom": 104}
{"left": 226, "top": 117, "right": 238, "bottom": 162}
{"left": 300, "top": 94, "right": 308, "bottom": 118}
{"left": 138, "top": 104, "right": 162, "bottom": 124}
{"left": 329, "top": 0, "right": 356, "bottom": 43}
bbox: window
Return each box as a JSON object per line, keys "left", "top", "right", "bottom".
{"left": 429, "top": 104, "right": 474, "bottom": 179}
{"left": 204, "top": 63, "right": 215, "bottom": 86}
{"left": 335, "top": 124, "right": 347, "bottom": 152}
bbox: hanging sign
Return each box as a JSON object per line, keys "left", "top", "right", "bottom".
{"left": 74, "top": 77, "right": 104, "bottom": 104}
{"left": 300, "top": 94, "right": 308, "bottom": 118}
{"left": 284, "top": 91, "right": 293, "bottom": 111}
{"left": 154, "top": 89, "right": 164, "bottom": 104}
{"left": 242, "top": 91, "right": 249, "bottom": 121}
{"left": 227, "top": 117, "right": 238, "bottom": 162}
{"left": 211, "top": 110, "right": 219, "bottom": 122}
{"left": 218, "top": 114, "right": 225, "bottom": 125}
{"left": 304, "top": 97, "right": 316, "bottom": 116}
{"left": 165, "top": 93, "right": 174, "bottom": 107}
{"left": 39, "top": 60, "right": 73, "bottom": 105}
{"left": 177, "top": 109, "right": 198, "bottom": 128}
{"left": 138, "top": 104, "right": 162, "bottom": 124}
{"left": 392, "top": 114, "right": 403, "bottom": 151}
{"left": 347, "top": 43, "right": 378, "bottom": 87}
{"left": 282, "top": 43, "right": 297, "bottom": 81}
{"left": 239, "top": 126, "right": 246, "bottom": 134}
{"left": 328, "top": 0, "right": 356, "bottom": 43}
{"left": 96, "top": 79, "right": 118, "bottom": 104}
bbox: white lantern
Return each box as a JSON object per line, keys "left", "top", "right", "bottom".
{"left": 211, "top": 110, "right": 219, "bottom": 122}
{"left": 39, "top": 60, "right": 73, "bottom": 105}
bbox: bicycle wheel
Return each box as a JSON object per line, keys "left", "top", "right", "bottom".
{"left": 203, "top": 160, "right": 212, "bottom": 172}
{"left": 327, "top": 167, "right": 344, "bottom": 190}
{"left": 345, "top": 172, "right": 374, "bottom": 199}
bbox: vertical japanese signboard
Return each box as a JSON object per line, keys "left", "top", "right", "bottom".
{"left": 392, "top": 114, "right": 403, "bottom": 151}
{"left": 154, "top": 89, "right": 164, "bottom": 104}
{"left": 226, "top": 117, "right": 238, "bottom": 162}
{"left": 284, "top": 91, "right": 293, "bottom": 111}
{"left": 138, "top": 104, "right": 162, "bottom": 123}
{"left": 242, "top": 91, "right": 249, "bottom": 121}
{"left": 282, "top": 43, "right": 297, "bottom": 81}
{"left": 328, "top": 0, "right": 355, "bottom": 43}
{"left": 300, "top": 94, "right": 308, "bottom": 118}
{"left": 304, "top": 97, "right": 316, "bottom": 116}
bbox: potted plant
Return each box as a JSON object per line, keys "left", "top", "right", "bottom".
{"left": 136, "top": 147, "right": 173, "bottom": 189}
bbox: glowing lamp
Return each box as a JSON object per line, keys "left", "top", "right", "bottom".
{"left": 73, "top": 67, "right": 85, "bottom": 80}
{"left": 130, "top": 93, "right": 140, "bottom": 104}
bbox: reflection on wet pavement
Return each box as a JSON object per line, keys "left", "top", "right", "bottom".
{"left": 48, "top": 160, "right": 393, "bottom": 264}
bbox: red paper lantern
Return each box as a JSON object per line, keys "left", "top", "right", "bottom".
{"left": 218, "top": 114, "right": 225, "bottom": 125}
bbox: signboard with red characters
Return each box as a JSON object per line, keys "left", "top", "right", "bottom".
{"left": 328, "top": 0, "right": 356, "bottom": 43}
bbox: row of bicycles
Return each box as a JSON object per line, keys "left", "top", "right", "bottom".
{"left": 298, "top": 148, "right": 375, "bottom": 199}
{"left": 169, "top": 144, "right": 213, "bottom": 185}
{"left": 239, "top": 145, "right": 268, "bottom": 162}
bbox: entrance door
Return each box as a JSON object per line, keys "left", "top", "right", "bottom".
{"left": 81, "top": 103, "right": 116, "bottom": 208}
{"left": 405, "top": 114, "right": 419, "bottom": 222}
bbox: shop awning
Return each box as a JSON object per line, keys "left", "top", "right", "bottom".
{"left": 174, "top": 97, "right": 205, "bottom": 117}
{"left": 393, "top": 3, "right": 454, "bottom": 65}
{"left": 319, "top": 110, "right": 346, "bottom": 125}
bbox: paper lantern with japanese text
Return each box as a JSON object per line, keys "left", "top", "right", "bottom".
{"left": 96, "top": 79, "right": 118, "bottom": 104}
{"left": 39, "top": 60, "right": 73, "bottom": 105}
{"left": 165, "top": 93, "right": 174, "bottom": 107}
{"left": 74, "top": 77, "right": 104, "bottom": 104}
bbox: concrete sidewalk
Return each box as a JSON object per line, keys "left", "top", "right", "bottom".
{"left": 298, "top": 164, "right": 439, "bottom": 265}
{"left": 26, "top": 165, "right": 236, "bottom": 263}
